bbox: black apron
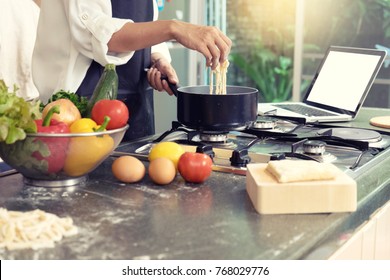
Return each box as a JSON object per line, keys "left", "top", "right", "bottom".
{"left": 77, "top": 0, "right": 154, "bottom": 141}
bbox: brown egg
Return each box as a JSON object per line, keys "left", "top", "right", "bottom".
{"left": 148, "top": 157, "right": 176, "bottom": 185}
{"left": 112, "top": 156, "right": 145, "bottom": 183}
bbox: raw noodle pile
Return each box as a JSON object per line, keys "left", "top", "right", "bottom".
{"left": 209, "top": 60, "right": 230, "bottom": 94}
{"left": 0, "top": 208, "right": 78, "bottom": 250}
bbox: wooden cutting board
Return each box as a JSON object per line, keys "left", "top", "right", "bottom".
{"left": 246, "top": 163, "right": 357, "bottom": 215}
{"left": 370, "top": 116, "right": 390, "bottom": 129}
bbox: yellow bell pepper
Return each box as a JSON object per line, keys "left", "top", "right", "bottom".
{"left": 69, "top": 118, "right": 98, "bottom": 133}
{"left": 64, "top": 117, "right": 114, "bottom": 177}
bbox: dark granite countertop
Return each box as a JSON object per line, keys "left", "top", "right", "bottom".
{"left": 0, "top": 107, "right": 389, "bottom": 260}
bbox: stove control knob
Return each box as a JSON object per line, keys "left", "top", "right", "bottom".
{"left": 230, "top": 149, "right": 251, "bottom": 167}
{"left": 303, "top": 140, "right": 326, "bottom": 155}
{"left": 196, "top": 145, "right": 215, "bottom": 159}
{"left": 270, "top": 153, "right": 286, "bottom": 160}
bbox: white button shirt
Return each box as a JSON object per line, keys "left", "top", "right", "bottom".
{"left": 0, "top": 0, "right": 40, "bottom": 100}
{"left": 32, "top": 0, "right": 170, "bottom": 102}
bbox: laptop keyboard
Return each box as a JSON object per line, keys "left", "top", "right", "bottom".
{"left": 275, "top": 104, "right": 338, "bottom": 117}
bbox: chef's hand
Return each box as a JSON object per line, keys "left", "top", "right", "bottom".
{"left": 147, "top": 54, "right": 179, "bottom": 96}
{"left": 172, "top": 21, "right": 232, "bottom": 70}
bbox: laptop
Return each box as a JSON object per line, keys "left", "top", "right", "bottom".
{"left": 257, "top": 46, "right": 387, "bottom": 123}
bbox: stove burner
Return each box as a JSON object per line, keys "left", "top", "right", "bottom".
{"left": 317, "top": 127, "right": 382, "bottom": 143}
{"left": 303, "top": 140, "right": 326, "bottom": 155}
{"left": 252, "top": 117, "right": 278, "bottom": 130}
{"left": 127, "top": 118, "right": 390, "bottom": 175}
{"left": 199, "top": 132, "right": 237, "bottom": 149}
{"left": 306, "top": 152, "right": 337, "bottom": 163}
{"left": 200, "top": 133, "right": 228, "bottom": 143}
{"left": 301, "top": 140, "right": 336, "bottom": 163}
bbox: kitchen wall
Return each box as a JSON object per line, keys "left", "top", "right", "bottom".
{"left": 154, "top": 0, "right": 204, "bottom": 133}
{"left": 153, "top": 45, "right": 189, "bottom": 133}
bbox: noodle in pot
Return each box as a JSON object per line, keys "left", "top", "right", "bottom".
{"left": 209, "top": 60, "right": 230, "bottom": 94}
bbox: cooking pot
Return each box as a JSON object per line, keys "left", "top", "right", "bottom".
{"left": 167, "top": 85, "right": 258, "bottom": 132}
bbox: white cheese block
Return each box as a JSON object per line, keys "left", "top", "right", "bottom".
{"left": 266, "top": 160, "right": 339, "bottom": 183}
{"left": 246, "top": 163, "right": 357, "bottom": 214}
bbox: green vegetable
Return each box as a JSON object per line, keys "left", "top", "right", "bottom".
{"left": 41, "top": 90, "right": 88, "bottom": 117}
{"left": 0, "top": 136, "right": 50, "bottom": 175}
{"left": 0, "top": 80, "right": 41, "bottom": 144}
{"left": 86, "top": 64, "right": 118, "bottom": 117}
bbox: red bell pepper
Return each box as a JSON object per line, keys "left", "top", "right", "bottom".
{"left": 33, "top": 105, "right": 70, "bottom": 173}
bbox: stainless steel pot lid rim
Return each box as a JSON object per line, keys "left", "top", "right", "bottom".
{"left": 177, "top": 85, "right": 258, "bottom": 94}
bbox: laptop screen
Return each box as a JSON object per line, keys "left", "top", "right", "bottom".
{"left": 304, "top": 46, "right": 386, "bottom": 115}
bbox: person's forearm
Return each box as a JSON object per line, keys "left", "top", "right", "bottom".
{"left": 108, "top": 20, "right": 176, "bottom": 53}
{"left": 108, "top": 18, "right": 232, "bottom": 69}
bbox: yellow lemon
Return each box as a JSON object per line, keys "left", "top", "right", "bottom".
{"left": 148, "top": 141, "right": 184, "bottom": 170}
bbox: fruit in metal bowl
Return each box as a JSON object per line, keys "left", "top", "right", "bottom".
{"left": 0, "top": 125, "right": 128, "bottom": 187}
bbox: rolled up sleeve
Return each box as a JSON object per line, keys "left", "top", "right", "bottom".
{"left": 67, "top": 0, "right": 134, "bottom": 66}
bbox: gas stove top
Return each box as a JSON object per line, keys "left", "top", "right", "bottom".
{"left": 116, "top": 118, "right": 390, "bottom": 178}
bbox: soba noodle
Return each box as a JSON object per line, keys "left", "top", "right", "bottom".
{"left": 209, "top": 60, "right": 229, "bottom": 94}
{"left": 0, "top": 208, "right": 78, "bottom": 250}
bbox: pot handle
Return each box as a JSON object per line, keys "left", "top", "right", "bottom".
{"left": 160, "top": 76, "right": 179, "bottom": 97}
{"left": 144, "top": 68, "right": 179, "bottom": 96}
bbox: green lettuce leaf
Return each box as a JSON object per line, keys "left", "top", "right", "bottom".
{"left": 0, "top": 80, "right": 41, "bottom": 144}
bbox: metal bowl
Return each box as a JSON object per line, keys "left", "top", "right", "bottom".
{"left": 0, "top": 125, "right": 128, "bottom": 187}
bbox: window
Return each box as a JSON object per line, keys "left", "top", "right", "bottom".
{"left": 210, "top": 0, "right": 390, "bottom": 107}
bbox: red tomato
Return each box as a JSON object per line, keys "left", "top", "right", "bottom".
{"left": 91, "top": 99, "right": 129, "bottom": 130}
{"left": 178, "top": 152, "right": 213, "bottom": 183}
